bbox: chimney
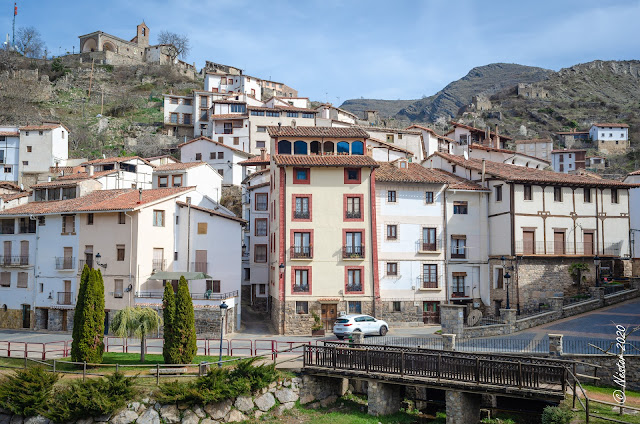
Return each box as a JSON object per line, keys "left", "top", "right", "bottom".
{"left": 481, "top": 159, "right": 486, "bottom": 185}
{"left": 88, "top": 164, "right": 94, "bottom": 177}
{"left": 138, "top": 187, "right": 143, "bottom": 203}
{"left": 291, "top": 120, "right": 297, "bottom": 129}
{"left": 494, "top": 125, "right": 500, "bottom": 148}
{"left": 260, "top": 148, "right": 266, "bottom": 160}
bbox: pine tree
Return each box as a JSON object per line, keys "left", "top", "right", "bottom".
{"left": 174, "top": 276, "right": 197, "bottom": 363}
{"left": 71, "top": 265, "right": 91, "bottom": 362}
{"left": 162, "top": 282, "right": 178, "bottom": 364}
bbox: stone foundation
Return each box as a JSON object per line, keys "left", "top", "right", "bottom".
{"left": 379, "top": 301, "right": 423, "bottom": 323}
{"left": 368, "top": 381, "right": 402, "bottom": 416}
{"left": 446, "top": 391, "right": 481, "bottom": 424}
{"left": 193, "top": 307, "right": 237, "bottom": 337}
{"left": 0, "top": 309, "right": 23, "bottom": 329}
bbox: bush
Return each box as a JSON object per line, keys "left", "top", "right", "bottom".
{"left": 46, "top": 372, "right": 135, "bottom": 423}
{"left": 156, "top": 358, "right": 279, "bottom": 405}
{"left": 541, "top": 406, "right": 573, "bottom": 424}
{"left": 174, "top": 276, "right": 197, "bottom": 364}
{"left": 0, "top": 367, "right": 59, "bottom": 416}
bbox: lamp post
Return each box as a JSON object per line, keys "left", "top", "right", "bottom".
{"left": 594, "top": 255, "right": 601, "bottom": 287}
{"left": 95, "top": 253, "right": 107, "bottom": 269}
{"left": 218, "top": 301, "right": 228, "bottom": 368}
{"left": 504, "top": 271, "right": 511, "bottom": 309}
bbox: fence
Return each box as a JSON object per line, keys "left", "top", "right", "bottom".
{"left": 457, "top": 338, "right": 549, "bottom": 354}
{"left": 563, "top": 337, "right": 640, "bottom": 355}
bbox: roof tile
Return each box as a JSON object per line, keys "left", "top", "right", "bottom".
{"left": 273, "top": 154, "right": 379, "bottom": 168}
{"left": 375, "top": 162, "right": 487, "bottom": 191}
{"left": 267, "top": 126, "right": 369, "bottom": 138}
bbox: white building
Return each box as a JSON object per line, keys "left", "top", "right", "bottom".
{"left": 153, "top": 161, "right": 222, "bottom": 202}
{"left": 551, "top": 149, "right": 586, "bottom": 173}
{"left": 315, "top": 104, "right": 359, "bottom": 125}
{"left": 515, "top": 139, "right": 553, "bottom": 161}
{"left": 406, "top": 125, "right": 453, "bottom": 156}
{"left": 445, "top": 121, "right": 511, "bottom": 150}
{"left": 80, "top": 156, "right": 154, "bottom": 189}
{"left": 463, "top": 144, "right": 550, "bottom": 169}
{"left": 590, "top": 123, "right": 629, "bottom": 143}
{"left": 359, "top": 126, "right": 425, "bottom": 161}
{"left": 0, "top": 127, "right": 20, "bottom": 183}
{"left": 624, "top": 170, "right": 640, "bottom": 273}
{"left": 18, "top": 123, "right": 70, "bottom": 186}
{"left": 204, "top": 72, "right": 262, "bottom": 100}
{"left": 178, "top": 136, "right": 253, "bottom": 186}
{"left": 366, "top": 138, "right": 414, "bottom": 162}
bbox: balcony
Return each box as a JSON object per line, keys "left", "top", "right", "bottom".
{"left": 78, "top": 259, "right": 94, "bottom": 270}
{"left": 345, "top": 210, "right": 361, "bottom": 219}
{"left": 136, "top": 290, "right": 238, "bottom": 301}
{"left": 55, "top": 257, "right": 75, "bottom": 270}
{"left": 419, "top": 277, "right": 439, "bottom": 289}
{"left": 0, "top": 255, "right": 29, "bottom": 267}
{"left": 18, "top": 225, "right": 36, "bottom": 234}
{"left": 291, "top": 246, "right": 313, "bottom": 259}
{"left": 152, "top": 259, "right": 166, "bottom": 271}
{"left": 294, "top": 210, "right": 310, "bottom": 219}
{"left": 345, "top": 283, "right": 363, "bottom": 293}
{"left": 342, "top": 245, "right": 365, "bottom": 259}
{"left": 292, "top": 284, "right": 309, "bottom": 293}
{"left": 191, "top": 262, "right": 208, "bottom": 273}
{"left": 57, "top": 292, "right": 73, "bottom": 305}
{"left": 451, "top": 285, "right": 471, "bottom": 298}
{"left": 515, "top": 241, "right": 621, "bottom": 256}
{"left": 417, "top": 238, "right": 442, "bottom": 253}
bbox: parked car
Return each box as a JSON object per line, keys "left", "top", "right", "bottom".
{"left": 332, "top": 314, "right": 389, "bottom": 339}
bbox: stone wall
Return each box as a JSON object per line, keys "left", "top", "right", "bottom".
{"left": 193, "top": 307, "right": 237, "bottom": 337}
{"left": 566, "top": 354, "right": 640, "bottom": 391}
{"left": 0, "top": 309, "right": 23, "bottom": 329}
{"left": 514, "top": 311, "right": 560, "bottom": 331}
{"left": 605, "top": 289, "right": 639, "bottom": 306}
{"left": 440, "top": 305, "right": 465, "bottom": 336}
{"left": 379, "top": 301, "right": 423, "bottom": 324}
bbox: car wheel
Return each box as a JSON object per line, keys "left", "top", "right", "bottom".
{"left": 379, "top": 326, "right": 388, "bottom": 336}
{"left": 336, "top": 335, "right": 344, "bottom": 340}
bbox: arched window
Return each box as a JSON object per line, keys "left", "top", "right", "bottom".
{"left": 294, "top": 141, "right": 308, "bottom": 155}
{"left": 277, "top": 140, "right": 291, "bottom": 154}
{"left": 310, "top": 141, "right": 321, "bottom": 155}
{"left": 323, "top": 141, "right": 334, "bottom": 154}
{"left": 337, "top": 141, "right": 349, "bottom": 154}
{"left": 351, "top": 141, "right": 364, "bottom": 155}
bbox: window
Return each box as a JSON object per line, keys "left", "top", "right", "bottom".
{"left": 425, "top": 191, "right": 434, "bottom": 204}
{"left": 422, "top": 228, "right": 437, "bottom": 251}
{"left": 451, "top": 236, "right": 466, "bottom": 258}
{"left": 0, "top": 219, "right": 14, "bottom": 234}
{"left": 216, "top": 151, "right": 224, "bottom": 160}
{"left": 251, "top": 110, "right": 265, "bottom": 116}
{"left": 344, "top": 231, "right": 364, "bottom": 258}
{"left": 209, "top": 152, "right": 216, "bottom": 160}
{"left": 392, "top": 301, "right": 401, "bottom": 312}
{"left": 495, "top": 185, "right": 502, "bottom": 202}
{"left": 255, "top": 218, "right": 267, "bottom": 236}
{"left": 453, "top": 201, "right": 468, "bottom": 214}
{"left": 255, "top": 193, "right": 268, "bottom": 211}
{"left": 117, "top": 245, "right": 125, "bottom": 261}
{"left": 4, "top": 166, "right": 11, "bottom": 173}
{"left": 584, "top": 188, "right": 591, "bottom": 203}
{"left": 386, "top": 224, "right": 397, "bottom": 240}
{"left": 17, "top": 272, "right": 27, "bottom": 288}
{"left": 348, "top": 301, "right": 362, "bottom": 314}
{"left": 22, "top": 161, "right": 28, "bottom": 166}
{"left": 286, "top": 112, "right": 299, "bottom": 118}
{"left": 26, "top": 146, "right": 32, "bottom": 153}
{"left": 61, "top": 215, "right": 75, "bottom": 235}
{"left": 153, "top": 210, "right": 165, "bottom": 227}
{"left": 19, "top": 218, "right": 35, "bottom": 234}
{"left": 495, "top": 268, "right": 504, "bottom": 289}
{"left": 49, "top": 188, "right": 60, "bottom": 200}
{"left": 114, "top": 279, "right": 123, "bottom": 298}
{"left": 184, "top": 99, "right": 192, "bottom": 106}
{"left": 296, "top": 301, "right": 309, "bottom": 314}
{"left": 293, "top": 268, "right": 310, "bottom": 293}
{"left": 294, "top": 196, "right": 310, "bottom": 220}
{"left": 386, "top": 262, "right": 398, "bottom": 276}
{"left": 559, "top": 155, "right": 564, "bottom": 163}
{"left": 62, "top": 187, "right": 76, "bottom": 200}
{"left": 257, "top": 126, "right": 267, "bottom": 133}
{"left": 38, "top": 216, "right": 45, "bottom": 226}
{"left": 422, "top": 264, "right": 437, "bottom": 288}
{"left": 0, "top": 272, "right": 10, "bottom": 287}
{"left": 611, "top": 189, "right": 619, "bottom": 203}
{"left": 386, "top": 134, "right": 394, "bottom": 143}
{"left": 259, "top": 284, "right": 266, "bottom": 294}
{"left": 217, "top": 169, "right": 224, "bottom": 177}
{"left": 25, "top": 131, "right": 29, "bottom": 136}
{"left": 118, "top": 212, "right": 126, "bottom": 224}
{"left": 244, "top": 268, "right": 250, "bottom": 280}
{"left": 172, "top": 175, "right": 182, "bottom": 187}
{"left": 345, "top": 196, "right": 361, "bottom": 220}
{"left": 346, "top": 267, "right": 363, "bottom": 292}
{"left": 38, "top": 131, "right": 43, "bottom": 136}
{"left": 254, "top": 244, "right": 267, "bottom": 263}
{"left": 206, "top": 280, "right": 221, "bottom": 293}
{"left": 266, "top": 111, "right": 280, "bottom": 117}
{"left": 158, "top": 176, "right": 168, "bottom": 187}
{"left": 230, "top": 104, "right": 246, "bottom": 113}
{"left": 344, "top": 168, "right": 361, "bottom": 184}
{"left": 195, "top": 153, "right": 202, "bottom": 160}
{"left": 170, "top": 113, "right": 178, "bottom": 124}
{"left": 302, "top": 113, "right": 314, "bottom": 119}
{"left": 554, "top": 187, "right": 563, "bottom": 202}
{"left": 256, "top": 141, "right": 266, "bottom": 148}
{"left": 524, "top": 185, "right": 532, "bottom": 201}
{"left": 200, "top": 96, "right": 207, "bottom": 108}
{"left": 293, "top": 168, "right": 310, "bottom": 184}
{"left": 452, "top": 276, "right": 466, "bottom": 297}
{"left": 197, "top": 223, "right": 208, "bottom": 234}
{"left": 233, "top": 137, "right": 240, "bottom": 145}
{"left": 387, "top": 190, "right": 397, "bottom": 203}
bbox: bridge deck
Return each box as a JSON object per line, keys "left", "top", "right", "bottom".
{"left": 303, "top": 345, "right": 567, "bottom": 401}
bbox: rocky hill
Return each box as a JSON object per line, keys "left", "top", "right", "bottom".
{"left": 338, "top": 98, "right": 418, "bottom": 120}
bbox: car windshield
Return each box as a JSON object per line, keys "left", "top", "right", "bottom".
{"left": 335, "top": 319, "right": 350, "bottom": 323}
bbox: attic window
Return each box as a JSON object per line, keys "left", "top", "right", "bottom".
{"left": 399, "top": 161, "right": 407, "bottom": 168}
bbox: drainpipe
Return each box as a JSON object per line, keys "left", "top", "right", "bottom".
{"left": 124, "top": 211, "right": 134, "bottom": 307}
{"left": 187, "top": 197, "right": 192, "bottom": 272}
{"left": 481, "top": 159, "right": 486, "bottom": 187}
{"left": 31, "top": 215, "right": 39, "bottom": 330}
{"left": 443, "top": 184, "right": 450, "bottom": 304}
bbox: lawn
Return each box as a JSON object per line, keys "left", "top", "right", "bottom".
{"left": 566, "top": 384, "right": 640, "bottom": 424}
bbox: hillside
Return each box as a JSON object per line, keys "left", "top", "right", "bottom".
{"left": 338, "top": 98, "right": 418, "bottom": 120}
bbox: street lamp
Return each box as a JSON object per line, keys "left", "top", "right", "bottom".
{"left": 95, "top": 253, "right": 107, "bottom": 269}
{"left": 501, "top": 256, "right": 506, "bottom": 268}
{"left": 594, "top": 255, "right": 601, "bottom": 287}
{"left": 504, "top": 271, "right": 511, "bottom": 309}
{"left": 218, "top": 301, "right": 228, "bottom": 368}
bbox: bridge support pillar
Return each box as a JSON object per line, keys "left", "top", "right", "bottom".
{"left": 368, "top": 381, "right": 401, "bottom": 416}
{"left": 446, "top": 391, "right": 481, "bottom": 424}
{"left": 548, "top": 333, "right": 563, "bottom": 357}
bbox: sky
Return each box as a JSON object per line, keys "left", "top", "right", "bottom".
{"left": 1, "top": 0, "right": 639, "bottom": 103}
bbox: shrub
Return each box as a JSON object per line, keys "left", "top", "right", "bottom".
{"left": 0, "top": 367, "right": 59, "bottom": 416}
{"left": 162, "top": 282, "right": 178, "bottom": 364}
{"left": 46, "top": 372, "right": 135, "bottom": 423}
{"left": 71, "top": 267, "right": 105, "bottom": 363}
{"left": 541, "top": 406, "right": 573, "bottom": 424}
{"left": 174, "top": 276, "right": 197, "bottom": 364}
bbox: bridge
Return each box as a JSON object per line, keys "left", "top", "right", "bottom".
{"left": 301, "top": 342, "right": 578, "bottom": 423}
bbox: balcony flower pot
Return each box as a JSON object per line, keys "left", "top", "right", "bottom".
{"left": 311, "top": 328, "right": 325, "bottom": 336}
{"left": 311, "top": 312, "right": 325, "bottom": 336}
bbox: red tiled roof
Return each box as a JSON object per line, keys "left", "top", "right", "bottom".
{"left": 469, "top": 143, "right": 550, "bottom": 164}
{"left": 628, "top": 169, "right": 640, "bottom": 176}
{"left": 551, "top": 149, "right": 586, "bottom": 153}
{"left": 238, "top": 155, "right": 270, "bottom": 166}
{"left": 449, "top": 121, "right": 513, "bottom": 140}
{"left": 0, "top": 182, "right": 23, "bottom": 191}
{"left": 82, "top": 156, "right": 152, "bottom": 166}
{"left": 407, "top": 124, "right": 455, "bottom": 141}
{"left": 359, "top": 125, "right": 421, "bottom": 135}
{"left": 19, "top": 123, "right": 69, "bottom": 132}
{"left": 0, "top": 131, "right": 19, "bottom": 137}
{"left": 0, "top": 192, "right": 29, "bottom": 202}
{"left": 0, "top": 187, "right": 193, "bottom": 215}
{"left": 247, "top": 182, "right": 270, "bottom": 191}
{"left": 368, "top": 138, "right": 414, "bottom": 155}
{"left": 555, "top": 131, "right": 589, "bottom": 135}
{"left": 593, "top": 123, "right": 629, "bottom": 128}
{"left": 209, "top": 114, "right": 248, "bottom": 120}
{"left": 267, "top": 126, "right": 369, "bottom": 138}
{"left": 273, "top": 154, "right": 379, "bottom": 168}
{"left": 154, "top": 162, "right": 208, "bottom": 172}
{"left": 177, "top": 136, "right": 252, "bottom": 156}
{"left": 429, "top": 152, "right": 633, "bottom": 188}
{"left": 176, "top": 201, "right": 247, "bottom": 224}
{"left": 515, "top": 139, "right": 552, "bottom": 144}
{"left": 57, "top": 170, "right": 118, "bottom": 181}
{"left": 375, "top": 162, "right": 487, "bottom": 191}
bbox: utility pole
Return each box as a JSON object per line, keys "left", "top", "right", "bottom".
{"left": 12, "top": 2, "right": 17, "bottom": 49}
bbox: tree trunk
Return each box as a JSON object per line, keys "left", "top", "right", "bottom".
{"left": 140, "top": 334, "right": 146, "bottom": 362}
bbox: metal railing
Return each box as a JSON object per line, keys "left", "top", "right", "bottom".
{"left": 417, "top": 238, "right": 442, "bottom": 252}
{"left": 18, "top": 225, "right": 36, "bottom": 234}
{"left": 342, "top": 245, "right": 365, "bottom": 259}
{"left": 419, "top": 276, "right": 438, "bottom": 289}
{"left": 450, "top": 285, "right": 471, "bottom": 298}
{"left": 515, "top": 240, "right": 621, "bottom": 256}
{"left": 292, "top": 284, "right": 309, "bottom": 293}
{"left": 78, "top": 259, "right": 94, "bottom": 270}
{"left": 345, "top": 283, "right": 363, "bottom": 293}
{"left": 294, "top": 210, "right": 310, "bottom": 219}
{"left": 191, "top": 262, "right": 208, "bottom": 273}
{"left": 290, "top": 246, "right": 312, "bottom": 259}
{"left": 0, "top": 255, "right": 29, "bottom": 266}
{"left": 55, "top": 257, "right": 75, "bottom": 270}
{"left": 152, "top": 259, "right": 166, "bottom": 271}
{"left": 345, "top": 210, "right": 361, "bottom": 219}
{"left": 57, "top": 292, "right": 73, "bottom": 305}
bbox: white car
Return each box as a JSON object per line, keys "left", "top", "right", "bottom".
{"left": 332, "top": 314, "right": 389, "bottom": 339}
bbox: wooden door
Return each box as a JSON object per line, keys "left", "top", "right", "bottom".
{"left": 523, "top": 231, "right": 535, "bottom": 254}
{"left": 423, "top": 228, "right": 436, "bottom": 251}
{"left": 584, "top": 233, "right": 594, "bottom": 255}
{"left": 63, "top": 247, "right": 73, "bottom": 269}
{"left": 195, "top": 250, "right": 207, "bottom": 273}
{"left": 85, "top": 245, "right": 93, "bottom": 269}
{"left": 554, "top": 232, "right": 565, "bottom": 254}
{"left": 321, "top": 304, "right": 337, "bottom": 331}
{"left": 22, "top": 304, "right": 30, "bottom": 328}
{"left": 3, "top": 241, "right": 10, "bottom": 265}
{"left": 20, "top": 241, "right": 28, "bottom": 265}
{"left": 422, "top": 301, "right": 440, "bottom": 324}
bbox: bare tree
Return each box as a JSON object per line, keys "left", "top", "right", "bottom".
{"left": 157, "top": 31, "right": 190, "bottom": 62}
{"left": 15, "top": 26, "right": 46, "bottom": 58}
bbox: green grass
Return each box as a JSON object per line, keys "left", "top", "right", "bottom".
{"left": 583, "top": 384, "right": 640, "bottom": 399}
{"left": 290, "top": 398, "right": 426, "bottom": 424}
{"left": 587, "top": 403, "right": 640, "bottom": 424}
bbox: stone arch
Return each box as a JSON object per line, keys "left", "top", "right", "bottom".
{"left": 102, "top": 41, "right": 116, "bottom": 52}
{"left": 351, "top": 141, "right": 364, "bottom": 155}
{"left": 323, "top": 141, "right": 334, "bottom": 154}
{"left": 294, "top": 140, "right": 308, "bottom": 155}
{"left": 310, "top": 141, "right": 321, "bottom": 155}
{"left": 81, "top": 38, "right": 98, "bottom": 53}
{"left": 277, "top": 140, "right": 291, "bottom": 154}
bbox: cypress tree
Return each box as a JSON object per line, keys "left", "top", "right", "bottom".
{"left": 174, "top": 276, "right": 197, "bottom": 363}
{"left": 92, "top": 269, "right": 106, "bottom": 362}
{"left": 162, "top": 282, "right": 178, "bottom": 364}
{"left": 71, "top": 265, "right": 91, "bottom": 362}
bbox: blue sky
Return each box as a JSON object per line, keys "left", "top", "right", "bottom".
{"left": 2, "top": 0, "right": 639, "bottom": 102}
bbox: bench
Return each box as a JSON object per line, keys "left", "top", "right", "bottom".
{"left": 149, "top": 367, "right": 188, "bottom": 375}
